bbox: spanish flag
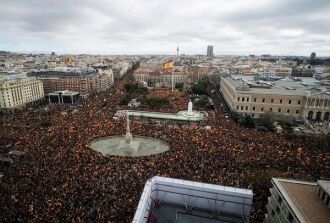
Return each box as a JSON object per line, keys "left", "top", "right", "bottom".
{"left": 161, "top": 60, "right": 174, "bottom": 73}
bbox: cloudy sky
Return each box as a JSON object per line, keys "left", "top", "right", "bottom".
{"left": 1, "top": 0, "right": 330, "bottom": 56}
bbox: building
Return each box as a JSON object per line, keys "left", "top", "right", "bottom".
{"left": 98, "top": 69, "right": 114, "bottom": 92}
{"left": 291, "top": 67, "right": 314, "bottom": 78}
{"left": 220, "top": 76, "right": 330, "bottom": 121}
{"left": 207, "top": 45, "right": 214, "bottom": 58}
{"left": 134, "top": 73, "right": 191, "bottom": 89}
{"left": 264, "top": 178, "right": 330, "bottom": 223}
{"left": 133, "top": 176, "right": 253, "bottom": 223}
{"left": 310, "top": 52, "right": 316, "bottom": 62}
{"left": 28, "top": 70, "right": 112, "bottom": 97}
{"left": 48, "top": 90, "right": 79, "bottom": 105}
{"left": 0, "top": 76, "right": 44, "bottom": 108}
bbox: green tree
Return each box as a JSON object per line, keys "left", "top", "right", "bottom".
{"left": 259, "top": 112, "right": 276, "bottom": 132}
{"left": 244, "top": 115, "right": 256, "bottom": 128}
{"left": 124, "top": 83, "right": 138, "bottom": 94}
{"left": 175, "top": 83, "right": 184, "bottom": 91}
{"left": 120, "top": 94, "right": 132, "bottom": 105}
{"left": 192, "top": 81, "right": 208, "bottom": 95}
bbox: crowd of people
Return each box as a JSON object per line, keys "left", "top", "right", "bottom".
{"left": 0, "top": 72, "right": 329, "bottom": 223}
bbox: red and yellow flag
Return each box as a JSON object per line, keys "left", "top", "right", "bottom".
{"left": 161, "top": 60, "right": 174, "bottom": 73}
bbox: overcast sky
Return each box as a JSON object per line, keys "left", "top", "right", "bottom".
{"left": 1, "top": 0, "right": 330, "bottom": 56}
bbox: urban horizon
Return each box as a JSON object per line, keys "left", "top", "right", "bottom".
{"left": 3, "top": 50, "right": 330, "bottom": 58}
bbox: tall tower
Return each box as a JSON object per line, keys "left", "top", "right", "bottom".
{"left": 207, "top": 45, "right": 214, "bottom": 58}
{"left": 310, "top": 52, "right": 316, "bottom": 62}
{"left": 177, "top": 46, "right": 179, "bottom": 57}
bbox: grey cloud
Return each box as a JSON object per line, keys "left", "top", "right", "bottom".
{"left": 0, "top": 0, "right": 329, "bottom": 55}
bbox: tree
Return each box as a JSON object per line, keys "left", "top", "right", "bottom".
{"left": 231, "top": 111, "right": 241, "bottom": 123}
{"left": 135, "top": 86, "right": 148, "bottom": 95}
{"left": 124, "top": 83, "right": 139, "bottom": 94}
{"left": 175, "top": 83, "right": 184, "bottom": 91}
{"left": 192, "top": 81, "right": 208, "bottom": 95}
{"left": 259, "top": 112, "right": 276, "bottom": 132}
{"left": 120, "top": 94, "right": 132, "bottom": 105}
{"left": 244, "top": 115, "right": 256, "bottom": 128}
{"left": 196, "top": 96, "right": 212, "bottom": 110}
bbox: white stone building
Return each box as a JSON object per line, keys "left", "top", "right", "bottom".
{"left": 220, "top": 76, "right": 330, "bottom": 122}
{"left": 0, "top": 77, "right": 44, "bottom": 108}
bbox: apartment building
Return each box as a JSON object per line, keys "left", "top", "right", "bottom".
{"left": 264, "top": 178, "right": 330, "bottom": 223}
{"left": 220, "top": 76, "right": 330, "bottom": 121}
{"left": 0, "top": 77, "right": 44, "bottom": 108}
{"left": 28, "top": 70, "right": 113, "bottom": 97}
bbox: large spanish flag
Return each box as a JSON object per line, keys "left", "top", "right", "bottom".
{"left": 161, "top": 60, "right": 174, "bottom": 73}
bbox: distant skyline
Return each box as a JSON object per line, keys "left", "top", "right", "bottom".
{"left": 1, "top": 0, "right": 330, "bottom": 56}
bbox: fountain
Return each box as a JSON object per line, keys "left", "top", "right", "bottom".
{"left": 90, "top": 112, "right": 169, "bottom": 157}
{"left": 177, "top": 100, "right": 203, "bottom": 118}
{"left": 116, "top": 114, "right": 139, "bottom": 152}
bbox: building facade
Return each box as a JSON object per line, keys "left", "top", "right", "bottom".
{"left": 134, "top": 73, "right": 191, "bottom": 89}
{"left": 0, "top": 77, "right": 44, "bottom": 108}
{"left": 220, "top": 76, "right": 330, "bottom": 121}
{"left": 207, "top": 45, "right": 214, "bottom": 58}
{"left": 264, "top": 178, "right": 330, "bottom": 223}
{"left": 28, "top": 70, "right": 113, "bottom": 97}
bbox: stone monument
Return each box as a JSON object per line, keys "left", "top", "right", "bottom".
{"left": 117, "top": 112, "right": 140, "bottom": 152}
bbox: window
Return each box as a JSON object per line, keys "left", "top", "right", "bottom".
{"left": 270, "top": 108, "right": 272, "bottom": 112}
{"left": 254, "top": 98, "right": 256, "bottom": 102}
{"left": 296, "top": 110, "right": 299, "bottom": 114}
{"left": 242, "top": 97, "right": 245, "bottom": 102}
{"left": 246, "top": 106, "right": 248, "bottom": 110}
{"left": 278, "top": 108, "right": 281, "bottom": 112}
{"left": 287, "top": 109, "right": 290, "bottom": 114}
{"left": 237, "top": 97, "right": 240, "bottom": 101}
{"left": 241, "top": 106, "right": 243, "bottom": 110}
{"left": 262, "top": 98, "right": 265, "bottom": 103}
{"left": 289, "top": 100, "right": 292, "bottom": 104}
{"left": 247, "top": 98, "right": 249, "bottom": 102}
{"left": 261, "top": 107, "right": 264, "bottom": 111}
{"left": 280, "top": 99, "right": 283, "bottom": 104}
{"left": 298, "top": 100, "right": 301, "bottom": 105}
{"left": 253, "top": 106, "right": 255, "bottom": 111}
{"left": 271, "top": 99, "right": 274, "bottom": 103}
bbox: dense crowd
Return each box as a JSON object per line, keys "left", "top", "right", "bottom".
{"left": 0, "top": 72, "right": 329, "bottom": 222}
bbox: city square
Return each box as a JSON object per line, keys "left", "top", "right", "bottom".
{"left": 1, "top": 1, "right": 330, "bottom": 222}
{"left": 0, "top": 70, "right": 329, "bottom": 222}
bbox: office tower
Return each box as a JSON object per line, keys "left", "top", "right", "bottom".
{"left": 207, "top": 45, "right": 214, "bottom": 57}
{"left": 310, "top": 52, "right": 316, "bottom": 62}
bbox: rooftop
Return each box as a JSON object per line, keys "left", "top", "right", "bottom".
{"left": 133, "top": 176, "right": 253, "bottom": 223}
{"left": 274, "top": 178, "right": 330, "bottom": 223}
{"left": 318, "top": 180, "right": 330, "bottom": 197}
{"left": 28, "top": 70, "right": 98, "bottom": 77}
{"left": 224, "top": 75, "right": 330, "bottom": 96}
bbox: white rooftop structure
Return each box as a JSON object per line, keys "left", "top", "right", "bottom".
{"left": 133, "top": 176, "right": 253, "bottom": 223}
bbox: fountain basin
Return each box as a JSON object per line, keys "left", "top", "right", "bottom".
{"left": 90, "top": 135, "right": 169, "bottom": 157}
